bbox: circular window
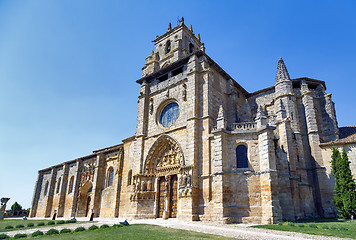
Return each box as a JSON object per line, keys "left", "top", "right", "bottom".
{"left": 159, "top": 102, "right": 179, "bottom": 127}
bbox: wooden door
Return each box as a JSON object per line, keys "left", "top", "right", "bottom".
{"left": 170, "top": 175, "right": 178, "bottom": 218}
{"left": 158, "top": 177, "right": 166, "bottom": 218}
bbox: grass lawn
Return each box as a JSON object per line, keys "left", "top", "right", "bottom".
{"left": 0, "top": 219, "right": 79, "bottom": 232}
{"left": 253, "top": 218, "right": 356, "bottom": 239}
{"left": 31, "top": 224, "right": 235, "bottom": 240}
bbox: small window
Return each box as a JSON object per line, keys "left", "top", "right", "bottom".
{"left": 107, "top": 168, "right": 114, "bottom": 187}
{"left": 165, "top": 40, "right": 171, "bottom": 54}
{"left": 157, "top": 74, "right": 168, "bottom": 82}
{"left": 56, "top": 177, "right": 61, "bottom": 194}
{"left": 68, "top": 176, "right": 74, "bottom": 194}
{"left": 172, "top": 67, "right": 183, "bottom": 77}
{"left": 127, "top": 170, "right": 132, "bottom": 186}
{"left": 189, "top": 43, "right": 194, "bottom": 53}
{"left": 236, "top": 145, "right": 248, "bottom": 168}
{"left": 44, "top": 181, "right": 49, "bottom": 196}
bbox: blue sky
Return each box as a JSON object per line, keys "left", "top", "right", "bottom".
{"left": 0, "top": 1, "right": 355, "bottom": 209}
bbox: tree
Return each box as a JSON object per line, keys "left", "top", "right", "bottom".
{"left": 331, "top": 147, "right": 356, "bottom": 219}
{"left": 11, "top": 202, "right": 22, "bottom": 212}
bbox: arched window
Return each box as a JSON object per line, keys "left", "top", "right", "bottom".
{"left": 189, "top": 43, "right": 194, "bottom": 53}
{"left": 159, "top": 102, "right": 179, "bottom": 127}
{"left": 56, "top": 177, "right": 61, "bottom": 194}
{"left": 68, "top": 176, "right": 74, "bottom": 194}
{"left": 127, "top": 170, "right": 132, "bottom": 186}
{"left": 165, "top": 40, "right": 171, "bottom": 54}
{"left": 44, "top": 181, "right": 49, "bottom": 196}
{"left": 107, "top": 168, "right": 114, "bottom": 187}
{"left": 236, "top": 145, "right": 248, "bottom": 168}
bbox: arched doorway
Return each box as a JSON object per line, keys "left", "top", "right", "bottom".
{"left": 85, "top": 196, "right": 91, "bottom": 217}
{"left": 76, "top": 182, "right": 93, "bottom": 217}
{"left": 142, "top": 135, "right": 186, "bottom": 219}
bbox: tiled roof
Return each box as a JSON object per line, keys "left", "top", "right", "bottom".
{"left": 320, "top": 126, "right": 356, "bottom": 146}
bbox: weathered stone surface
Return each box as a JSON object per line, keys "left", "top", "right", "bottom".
{"left": 30, "top": 21, "right": 349, "bottom": 224}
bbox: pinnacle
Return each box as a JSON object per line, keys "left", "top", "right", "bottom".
{"left": 276, "top": 57, "right": 291, "bottom": 83}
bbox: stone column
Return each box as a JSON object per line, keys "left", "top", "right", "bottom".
{"left": 184, "top": 54, "right": 200, "bottom": 220}
{"left": 258, "top": 126, "right": 282, "bottom": 224}
{"left": 44, "top": 168, "right": 57, "bottom": 217}
{"left": 301, "top": 81, "right": 335, "bottom": 217}
{"left": 70, "top": 159, "right": 82, "bottom": 217}
{"left": 92, "top": 154, "right": 104, "bottom": 217}
{"left": 57, "top": 163, "right": 69, "bottom": 217}
{"left": 212, "top": 129, "right": 229, "bottom": 222}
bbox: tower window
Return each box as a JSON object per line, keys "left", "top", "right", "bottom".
{"left": 157, "top": 74, "right": 168, "bottom": 82}
{"left": 189, "top": 43, "right": 194, "bottom": 53}
{"left": 159, "top": 102, "right": 179, "bottom": 127}
{"left": 165, "top": 40, "right": 171, "bottom": 54}
{"left": 172, "top": 67, "right": 183, "bottom": 77}
{"left": 236, "top": 145, "right": 248, "bottom": 168}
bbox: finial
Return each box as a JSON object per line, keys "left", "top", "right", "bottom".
{"left": 200, "top": 43, "right": 205, "bottom": 52}
{"left": 151, "top": 50, "right": 154, "bottom": 55}
{"left": 190, "top": 24, "right": 193, "bottom": 32}
{"left": 180, "top": 17, "right": 184, "bottom": 24}
{"left": 168, "top": 22, "right": 172, "bottom": 31}
{"left": 198, "top": 34, "right": 201, "bottom": 41}
{"left": 276, "top": 57, "right": 291, "bottom": 84}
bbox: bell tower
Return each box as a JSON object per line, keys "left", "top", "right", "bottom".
{"left": 142, "top": 17, "right": 203, "bottom": 77}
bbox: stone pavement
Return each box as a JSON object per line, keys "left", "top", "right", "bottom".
{"left": 2, "top": 218, "right": 353, "bottom": 240}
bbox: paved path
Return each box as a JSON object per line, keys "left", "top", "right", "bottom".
{"left": 2, "top": 218, "right": 353, "bottom": 240}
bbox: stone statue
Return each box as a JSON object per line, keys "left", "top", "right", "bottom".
{"left": 0, "top": 198, "right": 10, "bottom": 220}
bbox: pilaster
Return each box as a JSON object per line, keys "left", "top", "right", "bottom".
{"left": 258, "top": 126, "right": 282, "bottom": 224}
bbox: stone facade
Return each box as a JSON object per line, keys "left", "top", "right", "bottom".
{"left": 30, "top": 19, "right": 352, "bottom": 224}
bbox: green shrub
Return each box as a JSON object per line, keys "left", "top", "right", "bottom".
{"left": 74, "top": 227, "right": 85, "bottom": 232}
{"left": 277, "top": 222, "right": 283, "bottom": 226}
{"left": 47, "top": 221, "right": 55, "bottom": 225}
{"left": 308, "top": 224, "right": 317, "bottom": 228}
{"left": 330, "top": 226, "right": 337, "bottom": 230}
{"left": 297, "top": 224, "right": 305, "bottom": 228}
{"left": 89, "top": 225, "right": 99, "bottom": 230}
{"left": 0, "top": 234, "right": 9, "bottom": 239}
{"left": 59, "top": 228, "right": 71, "bottom": 234}
{"left": 4, "top": 225, "right": 13, "bottom": 229}
{"left": 14, "top": 234, "right": 27, "bottom": 239}
{"left": 31, "top": 231, "right": 43, "bottom": 237}
{"left": 113, "top": 224, "right": 122, "bottom": 228}
{"left": 321, "top": 225, "right": 329, "bottom": 229}
{"left": 56, "top": 220, "right": 65, "bottom": 224}
{"left": 27, "top": 223, "right": 34, "bottom": 227}
{"left": 46, "top": 229, "right": 59, "bottom": 235}
{"left": 65, "top": 219, "right": 77, "bottom": 224}
{"left": 37, "top": 222, "right": 45, "bottom": 226}
{"left": 15, "top": 224, "right": 24, "bottom": 228}
{"left": 287, "top": 222, "right": 295, "bottom": 226}
{"left": 100, "top": 224, "right": 109, "bottom": 229}
{"left": 339, "top": 226, "right": 348, "bottom": 231}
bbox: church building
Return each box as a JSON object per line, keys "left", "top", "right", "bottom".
{"left": 30, "top": 19, "right": 354, "bottom": 224}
